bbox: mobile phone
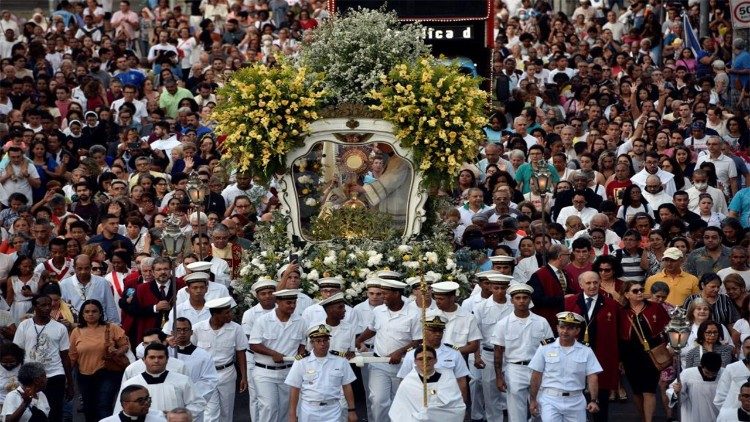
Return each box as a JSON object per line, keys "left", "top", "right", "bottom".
{"left": 125, "top": 288, "right": 135, "bottom": 298}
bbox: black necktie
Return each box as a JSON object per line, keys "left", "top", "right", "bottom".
{"left": 118, "top": 412, "right": 146, "bottom": 422}
{"left": 159, "top": 284, "right": 167, "bottom": 299}
{"left": 141, "top": 371, "right": 169, "bottom": 385}
{"left": 586, "top": 297, "right": 594, "bottom": 312}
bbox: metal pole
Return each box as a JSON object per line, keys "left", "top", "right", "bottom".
{"left": 700, "top": 0, "right": 709, "bottom": 37}
{"left": 419, "top": 260, "right": 428, "bottom": 408}
{"left": 170, "top": 260, "right": 178, "bottom": 357}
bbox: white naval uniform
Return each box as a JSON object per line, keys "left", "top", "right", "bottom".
{"left": 366, "top": 303, "right": 422, "bottom": 422}
{"left": 175, "top": 344, "right": 220, "bottom": 403}
{"left": 175, "top": 258, "right": 231, "bottom": 286}
{"left": 191, "top": 320, "right": 246, "bottom": 422}
{"left": 161, "top": 301, "right": 210, "bottom": 335}
{"left": 528, "top": 339, "right": 603, "bottom": 422}
{"left": 439, "top": 304, "right": 482, "bottom": 350}
{"left": 325, "top": 319, "right": 357, "bottom": 354}
{"left": 99, "top": 410, "right": 167, "bottom": 422}
{"left": 714, "top": 359, "right": 750, "bottom": 409}
{"left": 284, "top": 354, "right": 357, "bottom": 422}
{"left": 492, "top": 312, "right": 553, "bottom": 422}
{"left": 175, "top": 281, "right": 231, "bottom": 305}
{"left": 249, "top": 309, "right": 307, "bottom": 422}
{"left": 397, "top": 344, "right": 470, "bottom": 380}
{"left": 472, "top": 296, "right": 513, "bottom": 421}
{"left": 351, "top": 300, "right": 377, "bottom": 421}
{"left": 667, "top": 366, "right": 722, "bottom": 422}
{"left": 301, "top": 303, "right": 359, "bottom": 327}
{"left": 461, "top": 292, "right": 490, "bottom": 420}
{"left": 115, "top": 371, "right": 206, "bottom": 421}
{"left": 242, "top": 304, "right": 274, "bottom": 422}
{"left": 296, "top": 293, "right": 315, "bottom": 314}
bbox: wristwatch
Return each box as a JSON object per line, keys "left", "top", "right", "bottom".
{"left": 590, "top": 399, "right": 600, "bottom": 404}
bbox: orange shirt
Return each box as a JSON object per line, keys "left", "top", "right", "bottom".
{"left": 69, "top": 324, "right": 129, "bottom": 375}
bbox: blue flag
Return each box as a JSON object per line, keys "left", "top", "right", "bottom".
{"left": 682, "top": 13, "right": 701, "bottom": 57}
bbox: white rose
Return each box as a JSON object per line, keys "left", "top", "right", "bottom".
{"left": 308, "top": 269, "right": 320, "bottom": 281}
{"left": 260, "top": 251, "right": 268, "bottom": 257}
{"left": 258, "top": 264, "right": 267, "bottom": 272}
{"left": 426, "top": 271, "right": 442, "bottom": 281}
{"left": 239, "top": 266, "right": 250, "bottom": 277}
{"left": 358, "top": 268, "right": 371, "bottom": 279}
{"left": 367, "top": 250, "right": 378, "bottom": 257}
{"left": 305, "top": 198, "right": 318, "bottom": 207}
{"left": 425, "top": 252, "right": 439, "bottom": 264}
{"left": 397, "top": 245, "right": 412, "bottom": 253}
{"left": 367, "top": 254, "right": 382, "bottom": 267}
{"left": 446, "top": 258, "right": 456, "bottom": 271}
{"left": 323, "top": 256, "right": 337, "bottom": 266}
{"left": 403, "top": 261, "right": 419, "bottom": 269}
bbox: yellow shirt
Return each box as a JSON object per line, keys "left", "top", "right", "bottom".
{"left": 645, "top": 270, "right": 700, "bottom": 307}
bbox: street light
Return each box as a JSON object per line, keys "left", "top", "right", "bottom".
{"left": 161, "top": 213, "right": 186, "bottom": 357}
{"left": 531, "top": 158, "right": 551, "bottom": 266}
{"left": 186, "top": 171, "right": 208, "bottom": 259}
{"left": 665, "top": 307, "right": 691, "bottom": 374}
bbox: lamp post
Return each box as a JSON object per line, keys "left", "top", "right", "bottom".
{"left": 161, "top": 213, "right": 186, "bottom": 357}
{"left": 531, "top": 159, "right": 551, "bottom": 266}
{"left": 665, "top": 307, "right": 691, "bottom": 375}
{"left": 186, "top": 171, "right": 208, "bottom": 259}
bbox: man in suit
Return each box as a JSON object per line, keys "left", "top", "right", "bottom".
{"left": 121, "top": 257, "right": 185, "bottom": 347}
{"left": 565, "top": 271, "right": 620, "bottom": 422}
{"left": 528, "top": 244, "right": 572, "bottom": 331}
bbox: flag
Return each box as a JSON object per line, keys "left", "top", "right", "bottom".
{"left": 683, "top": 13, "right": 701, "bottom": 57}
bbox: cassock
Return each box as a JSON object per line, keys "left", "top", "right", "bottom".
{"left": 122, "top": 356, "right": 189, "bottom": 382}
{"left": 99, "top": 409, "right": 167, "bottom": 421}
{"left": 175, "top": 343, "right": 219, "bottom": 403}
{"left": 668, "top": 366, "right": 722, "bottom": 422}
{"left": 120, "top": 280, "right": 185, "bottom": 346}
{"left": 529, "top": 264, "right": 572, "bottom": 332}
{"left": 115, "top": 371, "right": 206, "bottom": 422}
{"left": 564, "top": 293, "right": 620, "bottom": 391}
{"left": 211, "top": 243, "right": 243, "bottom": 280}
{"left": 714, "top": 360, "right": 750, "bottom": 409}
{"left": 389, "top": 369, "right": 465, "bottom": 422}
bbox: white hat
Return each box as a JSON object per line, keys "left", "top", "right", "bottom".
{"left": 379, "top": 279, "right": 407, "bottom": 291}
{"left": 431, "top": 281, "right": 460, "bottom": 294}
{"left": 489, "top": 255, "right": 515, "bottom": 264}
{"left": 318, "top": 292, "right": 346, "bottom": 307}
{"left": 424, "top": 310, "right": 448, "bottom": 328}
{"left": 485, "top": 274, "right": 514, "bottom": 285}
{"left": 405, "top": 274, "right": 438, "bottom": 287}
{"left": 273, "top": 289, "right": 301, "bottom": 299}
{"left": 475, "top": 270, "right": 501, "bottom": 279}
{"left": 318, "top": 277, "right": 343, "bottom": 288}
{"left": 306, "top": 323, "right": 332, "bottom": 338}
{"left": 507, "top": 283, "right": 534, "bottom": 296}
{"left": 186, "top": 261, "right": 212, "bottom": 272}
{"left": 206, "top": 297, "right": 233, "bottom": 309}
{"left": 375, "top": 270, "right": 402, "bottom": 280}
{"left": 251, "top": 277, "right": 277, "bottom": 293}
{"left": 276, "top": 264, "right": 305, "bottom": 279}
{"left": 365, "top": 278, "right": 383, "bottom": 288}
{"left": 663, "top": 247, "right": 684, "bottom": 260}
{"left": 556, "top": 311, "right": 585, "bottom": 325}
{"left": 184, "top": 272, "right": 209, "bottom": 284}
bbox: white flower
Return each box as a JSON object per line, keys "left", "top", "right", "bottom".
{"left": 297, "top": 175, "right": 313, "bottom": 184}
{"left": 445, "top": 258, "right": 456, "bottom": 271}
{"left": 307, "top": 269, "right": 320, "bottom": 281}
{"left": 260, "top": 251, "right": 268, "bottom": 257}
{"left": 257, "top": 264, "right": 267, "bottom": 272}
{"left": 358, "top": 268, "right": 371, "bottom": 279}
{"left": 239, "top": 266, "right": 251, "bottom": 277}
{"left": 367, "top": 250, "right": 378, "bottom": 257}
{"left": 403, "top": 261, "right": 419, "bottom": 269}
{"left": 323, "top": 256, "right": 337, "bottom": 266}
{"left": 367, "top": 253, "right": 382, "bottom": 267}
{"left": 425, "top": 252, "right": 439, "bottom": 264}
{"left": 305, "top": 198, "right": 318, "bottom": 207}
{"left": 327, "top": 250, "right": 336, "bottom": 258}
{"left": 426, "top": 271, "right": 442, "bottom": 281}
{"left": 397, "top": 245, "right": 412, "bottom": 253}
{"left": 345, "top": 288, "right": 357, "bottom": 297}
{"left": 310, "top": 284, "right": 319, "bottom": 292}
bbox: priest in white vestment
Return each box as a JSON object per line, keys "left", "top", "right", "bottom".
{"left": 668, "top": 351, "right": 722, "bottom": 422}
{"left": 389, "top": 345, "right": 465, "bottom": 422}
{"left": 115, "top": 343, "right": 206, "bottom": 422}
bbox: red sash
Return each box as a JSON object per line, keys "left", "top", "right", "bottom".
{"left": 44, "top": 260, "right": 71, "bottom": 282}
{"left": 111, "top": 272, "right": 123, "bottom": 297}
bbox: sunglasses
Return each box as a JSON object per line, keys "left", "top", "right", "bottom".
{"left": 92, "top": 266, "right": 103, "bottom": 271}
{"left": 630, "top": 288, "right": 645, "bottom": 294}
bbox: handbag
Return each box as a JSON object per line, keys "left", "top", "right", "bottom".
{"left": 103, "top": 323, "right": 130, "bottom": 372}
{"left": 629, "top": 312, "right": 673, "bottom": 371}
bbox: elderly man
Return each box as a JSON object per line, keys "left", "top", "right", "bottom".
{"left": 528, "top": 245, "right": 573, "bottom": 331}
{"left": 645, "top": 247, "right": 700, "bottom": 307}
{"left": 511, "top": 116, "right": 539, "bottom": 149}
{"left": 572, "top": 213, "right": 622, "bottom": 245}
{"left": 458, "top": 188, "right": 492, "bottom": 226}
{"left": 60, "top": 255, "right": 120, "bottom": 322}
{"left": 478, "top": 143, "right": 514, "bottom": 180}
{"left": 642, "top": 174, "right": 673, "bottom": 210}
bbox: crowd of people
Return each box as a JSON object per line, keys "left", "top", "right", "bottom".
{"left": 2, "top": 0, "right": 750, "bottom": 421}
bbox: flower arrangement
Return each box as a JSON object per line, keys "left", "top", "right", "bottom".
{"left": 211, "top": 60, "right": 326, "bottom": 183}
{"left": 298, "top": 8, "right": 430, "bottom": 104}
{"left": 369, "top": 56, "right": 488, "bottom": 188}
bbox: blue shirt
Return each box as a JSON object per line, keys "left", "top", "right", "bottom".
{"left": 729, "top": 187, "right": 750, "bottom": 228}
{"left": 114, "top": 70, "right": 146, "bottom": 89}
{"left": 732, "top": 51, "right": 750, "bottom": 90}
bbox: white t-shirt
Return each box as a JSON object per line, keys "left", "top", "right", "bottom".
{"left": 0, "top": 163, "right": 40, "bottom": 206}
{"left": 12, "top": 319, "right": 70, "bottom": 377}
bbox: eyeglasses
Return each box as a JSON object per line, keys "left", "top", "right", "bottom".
{"left": 704, "top": 331, "right": 719, "bottom": 335}
{"left": 126, "top": 396, "right": 152, "bottom": 404}
{"left": 630, "top": 288, "right": 645, "bottom": 293}
{"left": 91, "top": 266, "right": 102, "bottom": 271}
{"left": 599, "top": 268, "right": 613, "bottom": 272}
